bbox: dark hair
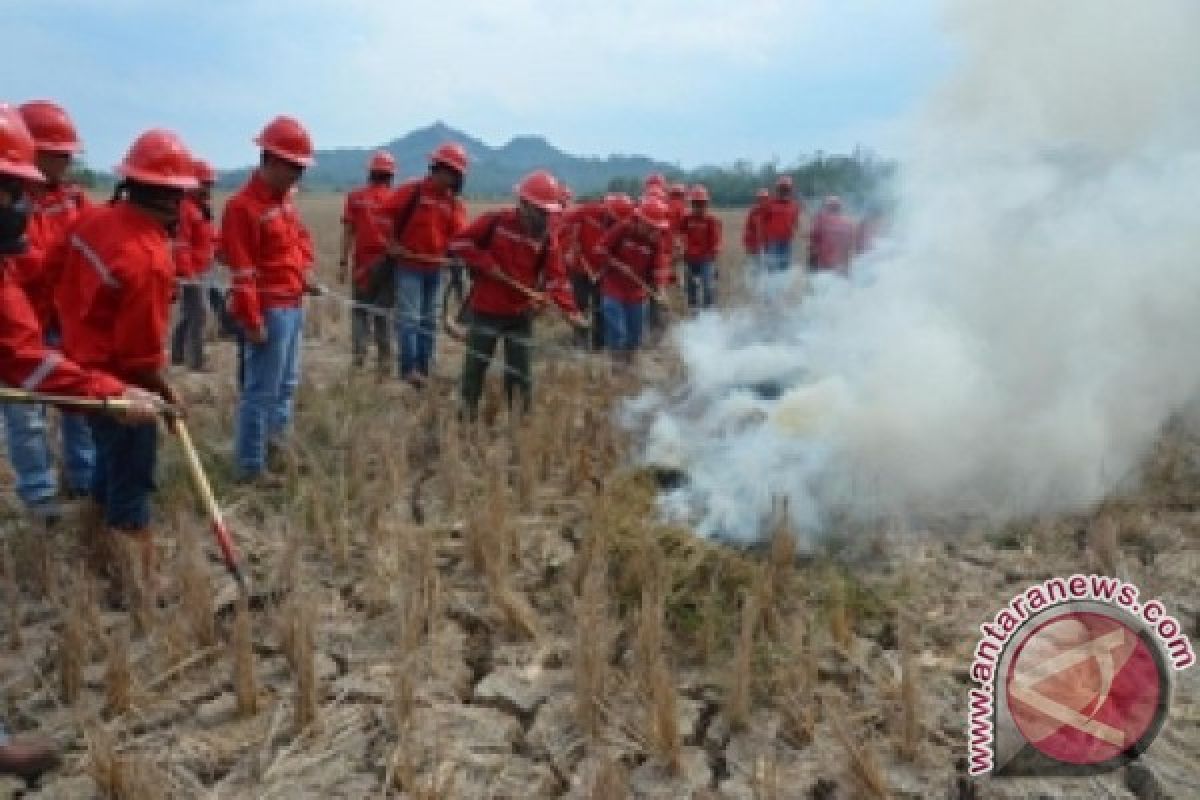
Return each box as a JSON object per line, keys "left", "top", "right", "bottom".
{"left": 368, "top": 170, "right": 393, "bottom": 185}
{"left": 430, "top": 163, "right": 464, "bottom": 195}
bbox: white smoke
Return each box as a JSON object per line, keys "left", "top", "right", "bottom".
{"left": 630, "top": 1, "right": 1200, "bottom": 545}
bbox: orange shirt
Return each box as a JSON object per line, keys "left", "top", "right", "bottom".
{"left": 449, "top": 209, "right": 575, "bottom": 317}
{"left": 809, "top": 210, "right": 857, "bottom": 272}
{"left": 762, "top": 197, "right": 803, "bottom": 243}
{"left": 220, "top": 171, "right": 314, "bottom": 332}
{"left": 0, "top": 259, "right": 124, "bottom": 398}
{"left": 172, "top": 195, "right": 213, "bottom": 279}
{"left": 560, "top": 202, "right": 614, "bottom": 276}
{"left": 678, "top": 211, "right": 722, "bottom": 262}
{"left": 384, "top": 177, "right": 467, "bottom": 271}
{"left": 54, "top": 202, "right": 175, "bottom": 381}
{"left": 341, "top": 184, "right": 393, "bottom": 287}
{"left": 742, "top": 201, "right": 769, "bottom": 253}
{"left": 18, "top": 182, "right": 91, "bottom": 331}
{"left": 594, "top": 221, "right": 671, "bottom": 303}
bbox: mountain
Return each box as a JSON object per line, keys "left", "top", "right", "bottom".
{"left": 217, "top": 121, "right": 678, "bottom": 197}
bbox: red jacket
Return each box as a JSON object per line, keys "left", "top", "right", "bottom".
{"left": 809, "top": 210, "right": 857, "bottom": 272}
{"left": 450, "top": 209, "right": 575, "bottom": 317}
{"left": 17, "top": 182, "right": 91, "bottom": 331}
{"left": 678, "top": 211, "right": 722, "bottom": 263}
{"left": 342, "top": 184, "right": 392, "bottom": 287}
{"left": 559, "top": 202, "right": 614, "bottom": 276}
{"left": 172, "top": 196, "right": 214, "bottom": 279}
{"left": 220, "top": 172, "right": 314, "bottom": 332}
{"left": 742, "top": 201, "right": 769, "bottom": 253}
{"left": 54, "top": 202, "right": 175, "bottom": 381}
{"left": 593, "top": 221, "right": 671, "bottom": 303}
{"left": 385, "top": 177, "right": 467, "bottom": 272}
{"left": 0, "top": 259, "right": 124, "bottom": 398}
{"left": 762, "top": 197, "right": 803, "bottom": 244}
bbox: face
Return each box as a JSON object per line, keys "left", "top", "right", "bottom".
{"left": 34, "top": 151, "right": 70, "bottom": 185}
{"left": 518, "top": 200, "right": 550, "bottom": 239}
{"left": 193, "top": 182, "right": 213, "bottom": 204}
{"left": 260, "top": 153, "right": 304, "bottom": 193}
{"left": 430, "top": 164, "right": 463, "bottom": 194}
{"left": 0, "top": 176, "right": 31, "bottom": 252}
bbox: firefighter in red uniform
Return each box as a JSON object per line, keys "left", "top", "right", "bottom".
{"left": 450, "top": 171, "right": 584, "bottom": 418}
{"left": 221, "top": 116, "right": 316, "bottom": 483}
{"left": 338, "top": 150, "right": 396, "bottom": 371}
{"left": 170, "top": 158, "right": 218, "bottom": 371}
{"left": 678, "top": 185, "right": 722, "bottom": 309}
{"left": 384, "top": 142, "right": 469, "bottom": 387}
{"left": 742, "top": 188, "right": 770, "bottom": 265}
{"left": 54, "top": 128, "right": 197, "bottom": 606}
{"left": 1, "top": 101, "right": 96, "bottom": 516}
{"left": 808, "top": 195, "right": 857, "bottom": 275}
{"left": 762, "top": 176, "right": 804, "bottom": 272}
{"left": 0, "top": 102, "right": 161, "bottom": 784}
{"left": 593, "top": 197, "right": 673, "bottom": 369}
{"left": 560, "top": 192, "right": 634, "bottom": 349}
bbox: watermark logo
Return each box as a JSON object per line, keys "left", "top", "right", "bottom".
{"left": 967, "top": 575, "right": 1194, "bottom": 777}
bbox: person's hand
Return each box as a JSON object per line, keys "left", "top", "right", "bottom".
{"left": 566, "top": 310, "right": 589, "bottom": 329}
{"left": 527, "top": 291, "right": 550, "bottom": 314}
{"left": 651, "top": 290, "right": 670, "bottom": 307}
{"left": 245, "top": 325, "right": 267, "bottom": 345}
{"left": 304, "top": 281, "right": 326, "bottom": 297}
{"left": 114, "top": 387, "right": 163, "bottom": 424}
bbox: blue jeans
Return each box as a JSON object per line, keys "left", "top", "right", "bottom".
{"left": 2, "top": 366, "right": 95, "bottom": 507}
{"left": 685, "top": 260, "right": 716, "bottom": 308}
{"left": 601, "top": 296, "right": 646, "bottom": 352}
{"left": 394, "top": 266, "right": 441, "bottom": 377}
{"left": 89, "top": 414, "right": 157, "bottom": 529}
{"left": 764, "top": 241, "right": 792, "bottom": 273}
{"left": 235, "top": 307, "right": 304, "bottom": 476}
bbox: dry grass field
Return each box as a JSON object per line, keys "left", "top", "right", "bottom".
{"left": 0, "top": 192, "right": 1196, "bottom": 798}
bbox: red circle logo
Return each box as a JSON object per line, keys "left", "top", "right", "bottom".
{"left": 1005, "top": 611, "right": 1165, "bottom": 766}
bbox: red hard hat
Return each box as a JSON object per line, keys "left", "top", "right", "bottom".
{"left": 0, "top": 104, "right": 45, "bottom": 183}
{"left": 644, "top": 172, "right": 666, "bottom": 189}
{"left": 604, "top": 192, "right": 635, "bottom": 220}
{"left": 756, "top": 188, "right": 770, "bottom": 201}
{"left": 368, "top": 150, "right": 396, "bottom": 174}
{"left": 515, "top": 170, "right": 563, "bottom": 213}
{"left": 689, "top": 185, "right": 710, "bottom": 203}
{"left": 636, "top": 196, "right": 671, "bottom": 230}
{"left": 18, "top": 100, "right": 82, "bottom": 154}
{"left": 254, "top": 115, "right": 314, "bottom": 167}
{"left": 116, "top": 129, "right": 198, "bottom": 190}
{"left": 777, "top": 175, "right": 793, "bottom": 189}
{"left": 669, "top": 182, "right": 687, "bottom": 196}
{"left": 430, "top": 142, "right": 468, "bottom": 174}
{"left": 193, "top": 158, "right": 216, "bottom": 185}
{"left": 642, "top": 185, "right": 667, "bottom": 203}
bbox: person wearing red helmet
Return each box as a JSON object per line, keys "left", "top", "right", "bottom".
{"left": 742, "top": 188, "right": 770, "bottom": 265}
{"left": 762, "top": 175, "right": 805, "bottom": 272}
{"left": 559, "top": 192, "right": 633, "bottom": 349}
{"left": 221, "top": 116, "right": 316, "bottom": 483}
{"left": 808, "top": 195, "right": 857, "bottom": 275}
{"left": 592, "top": 197, "right": 672, "bottom": 368}
{"left": 383, "top": 141, "right": 469, "bottom": 387}
{"left": 449, "top": 170, "right": 584, "bottom": 418}
{"left": 339, "top": 150, "right": 396, "bottom": 372}
{"left": 678, "top": 185, "right": 722, "bottom": 309}
{"left": 53, "top": 127, "right": 197, "bottom": 606}
{"left": 1, "top": 101, "right": 97, "bottom": 515}
{"left": 0, "top": 102, "right": 161, "bottom": 785}
{"left": 170, "top": 157, "right": 219, "bottom": 371}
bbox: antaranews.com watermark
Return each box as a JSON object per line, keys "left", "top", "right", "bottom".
{"left": 967, "top": 574, "right": 1195, "bottom": 777}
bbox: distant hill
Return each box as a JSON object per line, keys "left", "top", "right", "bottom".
{"left": 217, "top": 121, "right": 679, "bottom": 197}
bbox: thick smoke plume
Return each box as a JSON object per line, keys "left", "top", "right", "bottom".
{"left": 630, "top": 1, "right": 1200, "bottom": 545}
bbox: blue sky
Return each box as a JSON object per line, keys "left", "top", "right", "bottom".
{"left": 5, "top": 0, "right": 954, "bottom": 171}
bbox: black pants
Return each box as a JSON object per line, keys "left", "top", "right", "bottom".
{"left": 171, "top": 284, "right": 207, "bottom": 368}
{"left": 569, "top": 273, "right": 604, "bottom": 350}
{"left": 351, "top": 283, "right": 392, "bottom": 368}
{"left": 442, "top": 262, "right": 466, "bottom": 320}
{"left": 209, "top": 287, "right": 238, "bottom": 338}
{"left": 460, "top": 312, "right": 533, "bottom": 419}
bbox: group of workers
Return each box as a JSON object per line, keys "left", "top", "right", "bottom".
{"left": 0, "top": 99, "right": 875, "bottom": 782}
{"left": 741, "top": 174, "right": 871, "bottom": 275}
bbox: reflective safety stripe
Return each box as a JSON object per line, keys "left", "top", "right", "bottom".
{"left": 70, "top": 233, "right": 120, "bottom": 287}
{"left": 21, "top": 352, "right": 61, "bottom": 391}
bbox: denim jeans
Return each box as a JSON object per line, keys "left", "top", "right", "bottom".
{"left": 89, "top": 414, "right": 157, "bottom": 529}
{"left": 600, "top": 296, "right": 646, "bottom": 352}
{"left": 685, "top": 260, "right": 717, "bottom": 308}
{"left": 394, "top": 266, "right": 441, "bottom": 377}
{"left": 764, "top": 240, "right": 792, "bottom": 273}
{"left": 235, "top": 306, "right": 304, "bottom": 476}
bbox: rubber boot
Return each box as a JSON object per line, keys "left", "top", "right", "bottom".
{"left": 0, "top": 733, "right": 59, "bottom": 782}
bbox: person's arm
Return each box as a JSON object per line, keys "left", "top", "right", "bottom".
{"left": 709, "top": 216, "right": 723, "bottom": 261}
{"left": 447, "top": 213, "right": 501, "bottom": 276}
{"left": 338, "top": 195, "right": 355, "bottom": 283}
{"left": 219, "top": 199, "right": 265, "bottom": 342}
